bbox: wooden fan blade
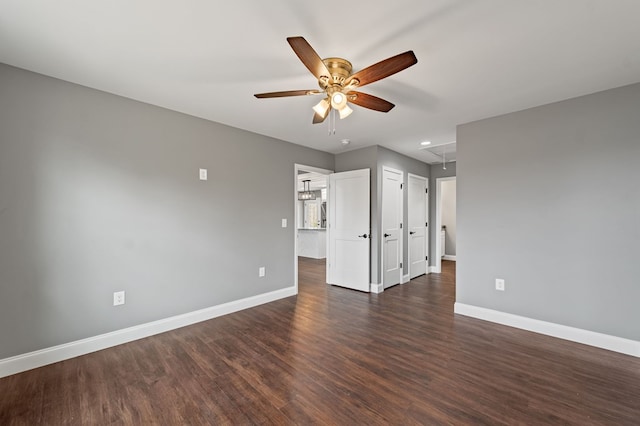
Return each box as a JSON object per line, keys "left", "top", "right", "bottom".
{"left": 312, "top": 108, "right": 330, "bottom": 124}
{"left": 347, "top": 91, "right": 395, "bottom": 112}
{"left": 254, "top": 90, "right": 323, "bottom": 98}
{"left": 287, "top": 36, "right": 331, "bottom": 81}
{"left": 345, "top": 51, "right": 417, "bottom": 88}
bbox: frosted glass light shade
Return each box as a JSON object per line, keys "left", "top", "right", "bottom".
{"left": 331, "top": 92, "right": 347, "bottom": 110}
{"left": 338, "top": 104, "right": 353, "bottom": 119}
{"left": 313, "top": 98, "right": 330, "bottom": 116}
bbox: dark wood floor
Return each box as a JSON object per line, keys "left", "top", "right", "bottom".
{"left": 1, "top": 259, "right": 639, "bottom": 425}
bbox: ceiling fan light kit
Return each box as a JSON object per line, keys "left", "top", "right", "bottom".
{"left": 331, "top": 92, "right": 346, "bottom": 109}
{"left": 312, "top": 98, "right": 330, "bottom": 116}
{"left": 255, "top": 36, "right": 417, "bottom": 124}
{"left": 338, "top": 104, "right": 353, "bottom": 119}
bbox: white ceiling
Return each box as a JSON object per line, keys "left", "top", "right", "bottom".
{"left": 2, "top": 1, "right": 639, "bottom": 164}
{"left": 298, "top": 170, "right": 328, "bottom": 192}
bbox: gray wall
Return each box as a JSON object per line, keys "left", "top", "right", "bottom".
{"left": 457, "top": 82, "right": 640, "bottom": 341}
{"left": 429, "top": 162, "right": 456, "bottom": 265}
{"left": 335, "top": 145, "right": 430, "bottom": 283}
{"left": 0, "top": 63, "right": 334, "bottom": 359}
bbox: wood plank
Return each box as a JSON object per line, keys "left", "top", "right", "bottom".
{"left": 0, "top": 259, "right": 639, "bottom": 424}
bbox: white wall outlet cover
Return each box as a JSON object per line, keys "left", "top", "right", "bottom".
{"left": 259, "top": 267, "right": 265, "bottom": 277}
{"left": 281, "top": 218, "right": 287, "bottom": 228}
{"left": 113, "top": 291, "right": 125, "bottom": 306}
{"left": 495, "top": 279, "right": 505, "bottom": 291}
{"left": 199, "top": 168, "right": 207, "bottom": 181}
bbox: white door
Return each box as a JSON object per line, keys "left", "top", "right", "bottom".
{"left": 382, "top": 167, "right": 403, "bottom": 288}
{"left": 408, "top": 174, "right": 428, "bottom": 279}
{"left": 327, "top": 169, "right": 370, "bottom": 292}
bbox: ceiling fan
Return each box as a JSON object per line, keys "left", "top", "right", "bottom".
{"left": 254, "top": 37, "right": 418, "bottom": 124}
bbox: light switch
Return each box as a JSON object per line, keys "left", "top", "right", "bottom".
{"left": 281, "top": 218, "right": 287, "bottom": 228}
{"left": 199, "top": 168, "right": 208, "bottom": 181}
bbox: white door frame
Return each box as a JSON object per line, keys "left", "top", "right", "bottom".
{"left": 407, "top": 173, "right": 429, "bottom": 279}
{"left": 380, "top": 166, "right": 404, "bottom": 289}
{"left": 294, "top": 164, "right": 333, "bottom": 292}
{"left": 435, "top": 176, "right": 456, "bottom": 274}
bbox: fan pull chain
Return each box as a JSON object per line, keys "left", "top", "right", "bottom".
{"left": 332, "top": 109, "right": 336, "bottom": 135}
{"left": 327, "top": 109, "right": 337, "bottom": 135}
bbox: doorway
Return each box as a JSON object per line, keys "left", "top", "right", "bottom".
{"left": 435, "top": 176, "right": 456, "bottom": 273}
{"left": 294, "top": 164, "right": 332, "bottom": 292}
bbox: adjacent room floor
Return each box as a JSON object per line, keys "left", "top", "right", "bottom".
{"left": 1, "top": 258, "right": 639, "bottom": 424}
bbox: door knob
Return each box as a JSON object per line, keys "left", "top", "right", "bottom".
{"left": 409, "top": 231, "right": 416, "bottom": 235}
{"left": 384, "top": 233, "right": 391, "bottom": 237}
{"left": 358, "top": 234, "right": 368, "bottom": 239}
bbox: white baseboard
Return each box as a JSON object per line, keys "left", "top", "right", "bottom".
{"left": 370, "top": 283, "right": 384, "bottom": 293}
{"left": 0, "top": 286, "right": 297, "bottom": 379}
{"left": 454, "top": 303, "right": 640, "bottom": 358}
{"left": 401, "top": 274, "right": 410, "bottom": 284}
{"left": 442, "top": 255, "right": 457, "bottom": 261}
{"left": 428, "top": 266, "right": 440, "bottom": 274}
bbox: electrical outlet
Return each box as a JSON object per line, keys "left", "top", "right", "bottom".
{"left": 495, "top": 279, "right": 505, "bottom": 291}
{"left": 113, "top": 291, "right": 125, "bottom": 306}
{"left": 281, "top": 218, "right": 287, "bottom": 228}
{"left": 199, "top": 168, "right": 207, "bottom": 181}
{"left": 259, "top": 267, "right": 265, "bottom": 277}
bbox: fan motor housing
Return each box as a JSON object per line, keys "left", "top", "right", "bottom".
{"left": 320, "top": 57, "right": 353, "bottom": 88}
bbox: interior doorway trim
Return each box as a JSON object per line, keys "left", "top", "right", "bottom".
{"left": 435, "top": 176, "right": 456, "bottom": 273}
{"left": 294, "top": 164, "right": 333, "bottom": 292}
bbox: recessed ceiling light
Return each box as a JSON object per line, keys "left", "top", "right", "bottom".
{"left": 341, "top": 139, "right": 350, "bottom": 145}
{"left": 420, "top": 141, "right": 431, "bottom": 146}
